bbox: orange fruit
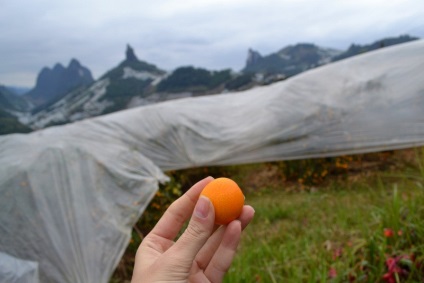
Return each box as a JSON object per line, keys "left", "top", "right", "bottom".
{"left": 200, "top": 177, "right": 245, "bottom": 225}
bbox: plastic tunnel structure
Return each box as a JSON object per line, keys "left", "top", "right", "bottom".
{"left": 1, "top": 40, "right": 424, "bottom": 282}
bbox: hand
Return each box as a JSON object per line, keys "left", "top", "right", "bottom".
{"left": 131, "top": 176, "right": 255, "bottom": 283}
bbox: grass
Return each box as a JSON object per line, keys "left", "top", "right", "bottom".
{"left": 111, "top": 148, "right": 424, "bottom": 282}
{"left": 225, "top": 158, "right": 424, "bottom": 282}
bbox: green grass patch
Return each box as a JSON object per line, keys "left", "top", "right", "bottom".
{"left": 226, "top": 174, "right": 424, "bottom": 282}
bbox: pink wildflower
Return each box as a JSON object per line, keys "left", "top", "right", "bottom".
{"left": 328, "top": 267, "right": 337, "bottom": 279}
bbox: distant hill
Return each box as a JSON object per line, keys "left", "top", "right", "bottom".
{"left": 97, "top": 44, "right": 167, "bottom": 114}
{"left": 23, "top": 45, "right": 256, "bottom": 129}
{"left": 242, "top": 34, "right": 419, "bottom": 79}
{"left": 25, "top": 45, "right": 168, "bottom": 128}
{"left": 0, "top": 85, "right": 32, "bottom": 112}
{"left": 243, "top": 43, "right": 341, "bottom": 77}
{"left": 5, "top": 86, "right": 31, "bottom": 96}
{"left": 0, "top": 108, "right": 32, "bottom": 135}
{"left": 0, "top": 86, "right": 32, "bottom": 135}
{"left": 332, "top": 35, "right": 419, "bottom": 61}
{"left": 25, "top": 58, "right": 94, "bottom": 108}
{"left": 156, "top": 66, "right": 257, "bottom": 94}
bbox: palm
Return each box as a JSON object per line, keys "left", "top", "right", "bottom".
{"left": 131, "top": 177, "right": 254, "bottom": 283}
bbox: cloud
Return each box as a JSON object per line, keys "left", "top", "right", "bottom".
{"left": 0, "top": 0, "right": 423, "bottom": 86}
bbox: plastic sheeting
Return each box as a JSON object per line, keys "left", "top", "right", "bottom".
{"left": 0, "top": 252, "right": 39, "bottom": 283}
{"left": 0, "top": 130, "right": 168, "bottom": 282}
{"left": 1, "top": 39, "right": 424, "bottom": 282}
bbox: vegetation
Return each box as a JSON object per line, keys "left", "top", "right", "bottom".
{"left": 227, "top": 172, "right": 424, "bottom": 282}
{"left": 0, "top": 86, "right": 32, "bottom": 135}
{"left": 242, "top": 44, "right": 325, "bottom": 77}
{"left": 157, "top": 66, "right": 232, "bottom": 93}
{"left": 0, "top": 108, "right": 32, "bottom": 135}
{"left": 97, "top": 58, "right": 166, "bottom": 114}
{"left": 332, "top": 35, "right": 418, "bottom": 62}
{"left": 31, "top": 85, "right": 90, "bottom": 115}
{"left": 0, "top": 85, "right": 30, "bottom": 111}
{"left": 111, "top": 148, "right": 424, "bottom": 282}
{"left": 101, "top": 77, "right": 152, "bottom": 114}
{"left": 101, "top": 59, "right": 165, "bottom": 81}
{"left": 225, "top": 73, "right": 254, "bottom": 91}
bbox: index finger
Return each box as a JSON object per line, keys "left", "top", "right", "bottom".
{"left": 149, "top": 176, "right": 214, "bottom": 240}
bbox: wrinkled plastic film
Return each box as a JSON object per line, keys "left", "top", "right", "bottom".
{"left": 0, "top": 252, "right": 39, "bottom": 283}
{"left": 98, "top": 39, "right": 424, "bottom": 169}
{"left": 0, "top": 40, "right": 423, "bottom": 282}
{"left": 0, "top": 134, "right": 168, "bottom": 282}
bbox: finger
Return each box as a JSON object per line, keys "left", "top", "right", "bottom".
{"left": 163, "top": 196, "right": 215, "bottom": 271}
{"left": 204, "top": 220, "right": 242, "bottom": 283}
{"left": 150, "top": 176, "right": 214, "bottom": 240}
{"left": 194, "top": 205, "right": 255, "bottom": 270}
{"left": 239, "top": 205, "right": 255, "bottom": 230}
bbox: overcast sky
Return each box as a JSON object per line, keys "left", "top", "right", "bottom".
{"left": 1, "top": 0, "right": 423, "bottom": 87}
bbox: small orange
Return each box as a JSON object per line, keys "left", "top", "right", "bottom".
{"left": 200, "top": 177, "right": 245, "bottom": 225}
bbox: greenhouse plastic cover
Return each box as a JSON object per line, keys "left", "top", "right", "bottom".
{"left": 0, "top": 252, "right": 39, "bottom": 283}
{"left": 1, "top": 39, "right": 424, "bottom": 282}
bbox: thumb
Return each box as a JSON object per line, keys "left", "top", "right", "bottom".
{"left": 164, "top": 196, "right": 215, "bottom": 270}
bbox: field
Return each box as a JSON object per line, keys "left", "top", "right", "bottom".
{"left": 111, "top": 148, "right": 424, "bottom": 282}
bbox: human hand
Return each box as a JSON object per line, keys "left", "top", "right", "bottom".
{"left": 131, "top": 176, "right": 255, "bottom": 283}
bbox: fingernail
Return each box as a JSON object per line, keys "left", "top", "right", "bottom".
{"left": 195, "top": 196, "right": 210, "bottom": 219}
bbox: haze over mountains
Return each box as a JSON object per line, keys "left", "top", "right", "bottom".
{"left": 0, "top": 35, "right": 419, "bottom": 135}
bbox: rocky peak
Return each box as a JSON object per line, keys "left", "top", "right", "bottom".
{"left": 25, "top": 59, "right": 94, "bottom": 107}
{"left": 68, "top": 58, "right": 81, "bottom": 70}
{"left": 102, "top": 44, "right": 166, "bottom": 79}
{"left": 53, "top": 63, "right": 65, "bottom": 72}
{"left": 246, "top": 48, "right": 262, "bottom": 67}
{"left": 126, "top": 44, "right": 138, "bottom": 62}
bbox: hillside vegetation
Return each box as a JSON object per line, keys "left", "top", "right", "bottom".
{"left": 111, "top": 148, "right": 424, "bottom": 282}
{"left": 0, "top": 108, "right": 32, "bottom": 135}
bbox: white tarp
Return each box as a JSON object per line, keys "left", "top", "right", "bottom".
{"left": 1, "top": 39, "right": 424, "bottom": 282}
{"left": 0, "top": 129, "right": 168, "bottom": 282}
{"left": 0, "top": 252, "right": 39, "bottom": 283}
